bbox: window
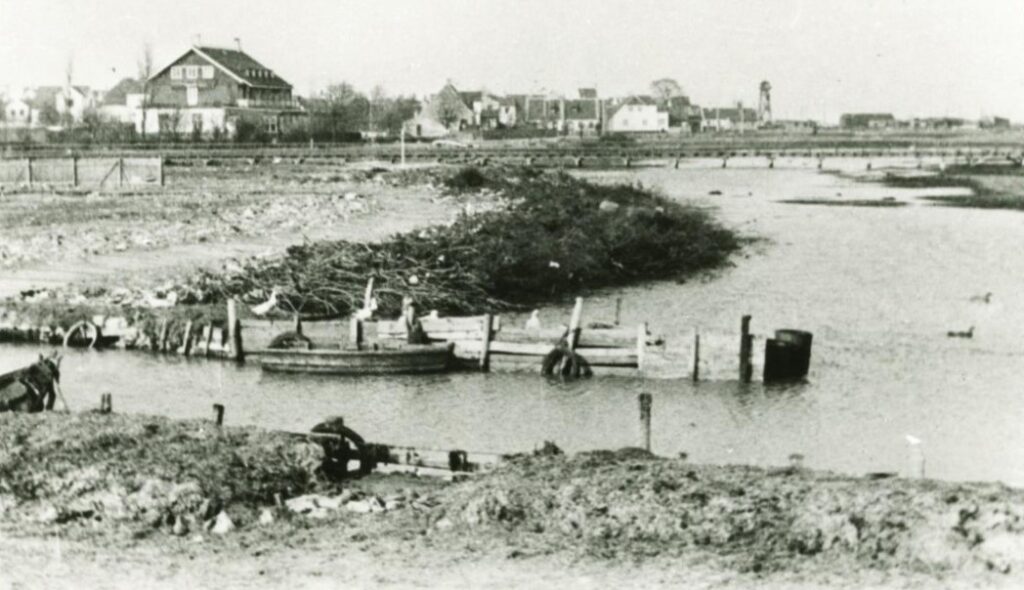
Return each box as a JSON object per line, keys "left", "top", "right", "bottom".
{"left": 185, "top": 66, "right": 198, "bottom": 79}
{"left": 171, "top": 66, "right": 182, "bottom": 80}
{"left": 201, "top": 66, "right": 214, "bottom": 79}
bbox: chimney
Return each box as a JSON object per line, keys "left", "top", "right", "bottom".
{"left": 234, "top": 37, "right": 242, "bottom": 51}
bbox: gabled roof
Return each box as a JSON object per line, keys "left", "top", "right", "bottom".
{"left": 458, "top": 91, "right": 482, "bottom": 109}
{"left": 151, "top": 46, "right": 292, "bottom": 89}
{"left": 102, "top": 77, "right": 144, "bottom": 105}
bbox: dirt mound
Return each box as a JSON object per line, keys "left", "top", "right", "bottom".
{"left": 434, "top": 454, "right": 1024, "bottom": 576}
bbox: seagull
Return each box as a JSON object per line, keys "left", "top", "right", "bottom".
{"left": 968, "top": 292, "right": 992, "bottom": 304}
{"left": 525, "top": 310, "right": 541, "bottom": 329}
{"left": 946, "top": 326, "right": 974, "bottom": 339}
{"left": 249, "top": 288, "right": 280, "bottom": 316}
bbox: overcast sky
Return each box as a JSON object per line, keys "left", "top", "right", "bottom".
{"left": 1, "top": 0, "right": 1022, "bottom": 123}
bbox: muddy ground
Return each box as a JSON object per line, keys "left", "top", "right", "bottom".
{"left": 0, "top": 162, "right": 492, "bottom": 300}
{"left": 1, "top": 413, "right": 1023, "bottom": 589}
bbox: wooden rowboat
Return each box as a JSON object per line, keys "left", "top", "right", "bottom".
{"left": 256, "top": 343, "right": 454, "bottom": 375}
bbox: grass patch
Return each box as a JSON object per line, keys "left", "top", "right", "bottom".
{"left": 880, "top": 171, "right": 1024, "bottom": 210}
{"left": 185, "top": 167, "right": 741, "bottom": 316}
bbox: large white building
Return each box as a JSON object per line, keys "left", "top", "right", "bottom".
{"left": 605, "top": 96, "right": 669, "bottom": 133}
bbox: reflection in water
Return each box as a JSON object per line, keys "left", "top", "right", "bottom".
{"left": 3, "top": 167, "right": 1022, "bottom": 486}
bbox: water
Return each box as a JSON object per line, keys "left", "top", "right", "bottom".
{"left": 4, "top": 166, "right": 1023, "bottom": 485}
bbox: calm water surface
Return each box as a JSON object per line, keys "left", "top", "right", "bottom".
{"left": 4, "top": 166, "right": 1022, "bottom": 485}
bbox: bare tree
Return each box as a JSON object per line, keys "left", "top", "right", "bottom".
{"left": 650, "top": 78, "right": 685, "bottom": 103}
{"left": 137, "top": 42, "right": 153, "bottom": 140}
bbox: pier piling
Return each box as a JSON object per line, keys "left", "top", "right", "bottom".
{"left": 212, "top": 403, "right": 225, "bottom": 427}
{"left": 739, "top": 315, "right": 753, "bottom": 383}
{"left": 99, "top": 393, "right": 112, "bottom": 414}
{"left": 639, "top": 393, "right": 652, "bottom": 452}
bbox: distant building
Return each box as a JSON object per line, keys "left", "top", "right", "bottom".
{"left": 55, "top": 86, "right": 99, "bottom": 123}
{"left": 143, "top": 44, "right": 305, "bottom": 138}
{"left": 564, "top": 89, "right": 601, "bottom": 134}
{"left": 980, "top": 116, "right": 1011, "bottom": 129}
{"left": 406, "top": 82, "right": 476, "bottom": 138}
{"left": 701, "top": 107, "right": 759, "bottom": 132}
{"left": 98, "top": 77, "right": 145, "bottom": 124}
{"left": 839, "top": 113, "right": 897, "bottom": 130}
{"left": 605, "top": 96, "right": 669, "bottom": 133}
{"left": 3, "top": 97, "right": 33, "bottom": 126}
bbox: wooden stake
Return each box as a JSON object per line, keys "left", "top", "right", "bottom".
{"left": 99, "top": 393, "right": 112, "bottom": 414}
{"left": 25, "top": 158, "right": 32, "bottom": 187}
{"left": 691, "top": 328, "right": 700, "bottom": 382}
{"left": 349, "top": 316, "right": 362, "bottom": 351}
{"left": 157, "top": 319, "right": 168, "bottom": 352}
{"left": 202, "top": 324, "right": 213, "bottom": 358}
{"left": 212, "top": 403, "right": 225, "bottom": 427}
{"left": 118, "top": 157, "right": 125, "bottom": 187}
{"left": 614, "top": 297, "right": 622, "bottom": 326}
{"left": 636, "top": 322, "right": 647, "bottom": 372}
{"left": 639, "top": 393, "right": 652, "bottom": 452}
{"left": 479, "top": 313, "right": 493, "bottom": 371}
{"left": 158, "top": 156, "right": 165, "bottom": 186}
{"left": 181, "top": 320, "right": 193, "bottom": 356}
{"left": 72, "top": 156, "right": 78, "bottom": 186}
{"left": 227, "top": 299, "right": 243, "bottom": 362}
{"left": 293, "top": 313, "right": 303, "bottom": 336}
{"left": 567, "top": 297, "right": 583, "bottom": 351}
{"left": 739, "top": 315, "right": 753, "bottom": 383}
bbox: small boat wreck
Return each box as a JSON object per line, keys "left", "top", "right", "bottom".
{"left": 258, "top": 343, "right": 454, "bottom": 375}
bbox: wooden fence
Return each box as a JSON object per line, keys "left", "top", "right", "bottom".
{"left": 0, "top": 157, "right": 163, "bottom": 187}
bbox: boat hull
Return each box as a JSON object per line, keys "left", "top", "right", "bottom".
{"left": 256, "top": 344, "right": 453, "bottom": 375}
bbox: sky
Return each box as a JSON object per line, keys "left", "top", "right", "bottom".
{"left": 1, "top": 0, "right": 1023, "bottom": 123}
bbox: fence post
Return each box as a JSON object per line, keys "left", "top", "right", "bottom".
{"left": 25, "top": 158, "right": 32, "bottom": 187}
{"left": 639, "top": 393, "right": 652, "bottom": 452}
{"left": 739, "top": 315, "right": 753, "bottom": 383}
{"left": 158, "top": 156, "right": 165, "bottom": 187}
{"left": 614, "top": 297, "right": 622, "bottom": 326}
{"left": 72, "top": 156, "right": 78, "bottom": 186}
{"left": 212, "top": 403, "right": 225, "bottom": 427}
{"left": 567, "top": 297, "right": 583, "bottom": 351}
{"left": 118, "top": 157, "right": 124, "bottom": 187}
{"left": 99, "top": 393, "right": 112, "bottom": 414}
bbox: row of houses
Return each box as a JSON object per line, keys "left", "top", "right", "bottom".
{"left": 2, "top": 42, "right": 774, "bottom": 141}
{"left": 839, "top": 113, "right": 1012, "bottom": 131}
{"left": 404, "top": 81, "right": 768, "bottom": 139}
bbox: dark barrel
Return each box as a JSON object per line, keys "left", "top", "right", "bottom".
{"left": 763, "top": 329, "right": 813, "bottom": 382}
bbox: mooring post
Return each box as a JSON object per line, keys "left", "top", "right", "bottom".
{"left": 227, "top": 299, "right": 243, "bottom": 362}
{"left": 639, "top": 393, "right": 652, "bottom": 452}
{"left": 99, "top": 393, "right": 112, "bottom": 414}
{"left": 567, "top": 297, "right": 584, "bottom": 351}
{"left": 158, "top": 156, "right": 165, "bottom": 187}
{"left": 212, "top": 403, "right": 225, "bottom": 427}
{"left": 479, "top": 313, "right": 494, "bottom": 371}
{"left": 691, "top": 328, "right": 701, "bottom": 382}
{"left": 614, "top": 297, "right": 622, "bottom": 326}
{"left": 72, "top": 156, "right": 78, "bottom": 187}
{"left": 636, "top": 323, "right": 647, "bottom": 372}
{"left": 739, "top": 315, "right": 753, "bottom": 383}
{"left": 349, "top": 316, "right": 362, "bottom": 351}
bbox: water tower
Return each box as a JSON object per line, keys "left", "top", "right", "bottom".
{"left": 758, "top": 80, "right": 772, "bottom": 126}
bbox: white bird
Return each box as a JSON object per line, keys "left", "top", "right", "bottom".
{"left": 249, "top": 289, "right": 279, "bottom": 317}
{"left": 905, "top": 435, "right": 922, "bottom": 446}
{"left": 525, "top": 310, "right": 541, "bottom": 330}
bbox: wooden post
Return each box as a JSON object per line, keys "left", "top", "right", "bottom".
{"left": 25, "top": 158, "right": 32, "bottom": 187}
{"left": 349, "top": 316, "right": 362, "bottom": 351}
{"left": 636, "top": 322, "right": 647, "bottom": 372}
{"left": 293, "top": 313, "right": 303, "bottom": 336}
{"left": 181, "top": 320, "right": 194, "bottom": 356}
{"left": 157, "top": 319, "right": 169, "bottom": 352}
{"left": 72, "top": 156, "right": 78, "bottom": 187}
{"left": 479, "top": 313, "right": 493, "bottom": 371}
{"left": 614, "top": 297, "right": 622, "bottom": 326}
{"left": 99, "top": 393, "right": 112, "bottom": 414}
{"left": 158, "top": 156, "right": 165, "bottom": 187}
{"left": 567, "top": 297, "right": 583, "bottom": 351}
{"left": 212, "top": 403, "right": 225, "bottom": 427}
{"left": 638, "top": 393, "right": 652, "bottom": 452}
{"left": 227, "top": 299, "right": 242, "bottom": 362}
{"left": 739, "top": 315, "right": 753, "bottom": 383}
{"left": 118, "top": 157, "right": 125, "bottom": 187}
{"left": 691, "top": 328, "right": 701, "bottom": 382}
